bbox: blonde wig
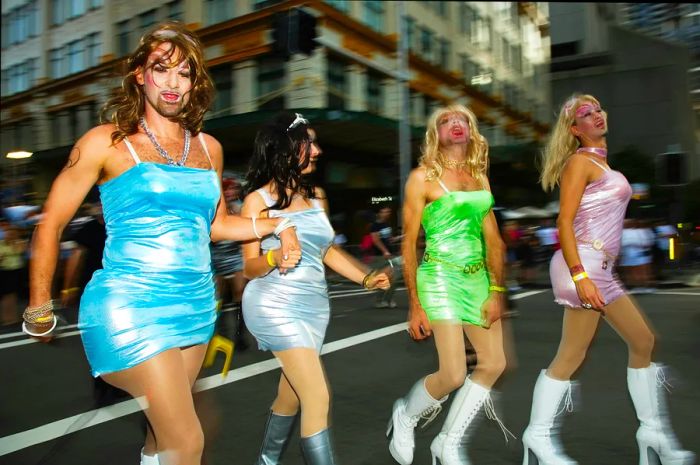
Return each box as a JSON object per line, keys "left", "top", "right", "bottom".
{"left": 418, "top": 104, "right": 489, "bottom": 187}
{"left": 100, "top": 21, "right": 214, "bottom": 145}
{"left": 539, "top": 93, "right": 602, "bottom": 192}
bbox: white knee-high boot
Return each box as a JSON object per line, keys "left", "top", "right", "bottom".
{"left": 522, "top": 370, "right": 577, "bottom": 465}
{"left": 387, "top": 376, "right": 446, "bottom": 465}
{"left": 627, "top": 363, "right": 695, "bottom": 465}
{"left": 430, "top": 378, "right": 515, "bottom": 465}
{"left": 140, "top": 448, "right": 159, "bottom": 465}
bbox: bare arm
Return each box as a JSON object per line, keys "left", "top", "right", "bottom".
{"left": 240, "top": 191, "right": 301, "bottom": 280}
{"left": 371, "top": 231, "right": 391, "bottom": 257}
{"left": 402, "top": 169, "right": 432, "bottom": 340}
{"left": 317, "top": 190, "right": 389, "bottom": 289}
{"left": 206, "top": 135, "right": 287, "bottom": 243}
{"left": 30, "top": 129, "right": 107, "bottom": 309}
{"left": 480, "top": 178, "right": 507, "bottom": 327}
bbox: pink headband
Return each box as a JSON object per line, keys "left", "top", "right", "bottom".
{"left": 563, "top": 97, "right": 578, "bottom": 118}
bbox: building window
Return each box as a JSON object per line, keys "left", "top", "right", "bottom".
{"left": 139, "top": 9, "right": 157, "bottom": 37}
{"left": 90, "top": 0, "right": 103, "bottom": 9}
{"left": 367, "top": 72, "right": 382, "bottom": 114}
{"left": 325, "top": 0, "right": 349, "bottom": 12}
{"left": 420, "top": 27, "right": 434, "bottom": 61}
{"left": 257, "top": 57, "right": 286, "bottom": 111}
{"left": 403, "top": 15, "right": 415, "bottom": 52}
{"left": 117, "top": 20, "right": 131, "bottom": 56}
{"left": 50, "top": 48, "right": 63, "bottom": 78}
{"left": 205, "top": 0, "right": 234, "bottom": 25}
{"left": 460, "top": 4, "right": 475, "bottom": 37}
{"left": 364, "top": 1, "right": 384, "bottom": 33}
{"left": 210, "top": 64, "right": 233, "bottom": 115}
{"left": 167, "top": 0, "right": 184, "bottom": 21}
{"left": 327, "top": 55, "right": 347, "bottom": 109}
{"left": 460, "top": 55, "right": 478, "bottom": 82}
{"left": 3, "top": 59, "right": 38, "bottom": 95}
{"left": 438, "top": 38, "right": 450, "bottom": 68}
{"left": 67, "top": 39, "right": 85, "bottom": 74}
{"left": 4, "top": 1, "right": 39, "bottom": 45}
{"left": 86, "top": 32, "right": 101, "bottom": 68}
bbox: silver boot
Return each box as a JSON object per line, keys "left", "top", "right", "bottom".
{"left": 255, "top": 410, "right": 298, "bottom": 465}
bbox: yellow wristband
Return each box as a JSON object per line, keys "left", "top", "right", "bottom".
{"left": 488, "top": 285, "right": 507, "bottom": 293}
{"left": 266, "top": 249, "right": 277, "bottom": 267}
{"left": 572, "top": 272, "right": 589, "bottom": 282}
{"left": 61, "top": 287, "right": 79, "bottom": 295}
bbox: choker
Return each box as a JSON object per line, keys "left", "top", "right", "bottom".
{"left": 443, "top": 157, "right": 468, "bottom": 170}
{"left": 577, "top": 147, "right": 607, "bottom": 158}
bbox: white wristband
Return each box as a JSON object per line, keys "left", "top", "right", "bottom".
{"left": 251, "top": 217, "right": 262, "bottom": 239}
{"left": 22, "top": 315, "right": 58, "bottom": 337}
{"left": 273, "top": 217, "right": 296, "bottom": 237}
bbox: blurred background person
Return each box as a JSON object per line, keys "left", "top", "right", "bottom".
{"left": 0, "top": 223, "right": 28, "bottom": 326}
{"left": 370, "top": 204, "right": 401, "bottom": 308}
{"left": 210, "top": 174, "right": 250, "bottom": 351}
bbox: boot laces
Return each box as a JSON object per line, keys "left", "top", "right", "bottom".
{"left": 484, "top": 395, "right": 517, "bottom": 443}
{"left": 417, "top": 403, "right": 443, "bottom": 429}
{"left": 655, "top": 366, "right": 673, "bottom": 394}
{"left": 554, "top": 383, "right": 574, "bottom": 418}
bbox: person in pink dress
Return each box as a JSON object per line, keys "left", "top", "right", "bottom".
{"left": 521, "top": 94, "right": 694, "bottom": 465}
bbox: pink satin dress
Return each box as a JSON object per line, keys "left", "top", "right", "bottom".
{"left": 550, "top": 157, "right": 632, "bottom": 308}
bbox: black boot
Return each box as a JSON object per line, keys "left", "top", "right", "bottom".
{"left": 255, "top": 410, "right": 298, "bottom": 465}
{"left": 300, "top": 428, "right": 337, "bottom": 465}
{"left": 233, "top": 302, "right": 249, "bottom": 352}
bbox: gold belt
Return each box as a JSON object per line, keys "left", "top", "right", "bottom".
{"left": 578, "top": 239, "right": 617, "bottom": 261}
{"left": 423, "top": 252, "right": 485, "bottom": 274}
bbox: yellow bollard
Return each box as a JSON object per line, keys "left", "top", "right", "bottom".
{"left": 203, "top": 334, "right": 235, "bottom": 378}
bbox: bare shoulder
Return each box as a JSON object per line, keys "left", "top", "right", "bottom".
{"left": 409, "top": 166, "right": 428, "bottom": 182}
{"left": 313, "top": 186, "right": 327, "bottom": 199}
{"left": 199, "top": 131, "right": 223, "bottom": 166}
{"left": 242, "top": 189, "right": 266, "bottom": 212}
{"left": 68, "top": 124, "right": 119, "bottom": 166}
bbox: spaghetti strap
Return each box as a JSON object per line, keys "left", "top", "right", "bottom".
{"left": 437, "top": 179, "right": 451, "bottom": 193}
{"left": 123, "top": 137, "right": 141, "bottom": 164}
{"left": 255, "top": 188, "right": 276, "bottom": 208}
{"left": 583, "top": 156, "right": 610, "bottom": 172}
{"left": 198, "top": 133, "right": 214, "bottom": 169}
{"left": 311, "top": 198, "right": 324, "bottom": 209}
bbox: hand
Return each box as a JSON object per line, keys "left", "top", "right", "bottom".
{"left": 277, "top": 228, "right": 301, "bottom": 274}
{"left": 480, "top": 292, "right": 504, "bottom": 329}
{"left": 407, "top": 301, "right": 432, "bottom": 341}
{"left": 366, "top": 271, "right": 391, "bottom": 290}
{"left": 575, "top": 278, "right": 606, "bottom": 314}
{"left": 24, "top": 315, "right": 56, "bottom": 343}
{"left": 382, "top": 251, "right": 392, "bottom": 259}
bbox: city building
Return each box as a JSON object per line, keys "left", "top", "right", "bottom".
{"left": 2, "top": 0, "right": 551, "bottom": 236}
{"left": 549, "top": 3, "right": 699, "bottom": 188}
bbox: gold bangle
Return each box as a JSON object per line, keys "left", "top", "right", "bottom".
{"left": 572, "top": 272, "right": 589, "bottom": 282}
{"left": 488, "top": 285, "right": 507, "bottom": 293}
{"left": 266, "top": 249, "right": 277, "bottom": 267}
{"left": 362, "top": 270, "right": 376, "bottom": 289}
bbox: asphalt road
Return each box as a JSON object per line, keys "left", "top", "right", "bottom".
{"left": 1, "top": 285, "right": 698, "bottom": 465}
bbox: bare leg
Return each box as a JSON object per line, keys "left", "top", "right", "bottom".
{"left": 273, "top": 348, "right": 330, "bottom": 437}
{"left": 464, "top": 319, "right": 507, "bottom": 388}
{"left": 102, "top": 346, "right": 206, "bottom": 465}
{"left": 547, "top": 307, "right": 601, "bottom": 380}
{"left": 603, "top": 295, "right": 655, "bottom": 368}
{"left": 271, "top": 372, "right": 301, "bottom": 415}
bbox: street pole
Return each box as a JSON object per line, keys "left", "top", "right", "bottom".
{"left": 397, "top": 0, "right": 410, "bottom": 228}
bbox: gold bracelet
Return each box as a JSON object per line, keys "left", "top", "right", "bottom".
{"left": 61, "top": 287, "right": 80, "bottom": 295}
{"left": 572, "top": 272, "right": 589, "bottom": 282}
{"left": 488, "top": 285, "right": 507, "bottom": 293}
{"left": 23, "top": 300, "right": 55, "bottom": 324}
{"left": 266, "top": 249, "right": 277, "bottom": 267}
{"left": 362, "top": 270, "right": 376, "bottom": 289}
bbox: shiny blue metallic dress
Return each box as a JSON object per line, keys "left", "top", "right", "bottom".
{"left": 242, "top": 189, "right": 334, "bottom": 352}
{"left": 79, "top": 134, "right": 220, "bottom": 377}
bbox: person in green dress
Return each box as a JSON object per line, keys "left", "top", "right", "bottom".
{"left": 386, "top": 104, "right": 512, "bottom": 465}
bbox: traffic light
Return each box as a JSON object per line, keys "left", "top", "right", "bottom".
{"left": 656, "top": 152, "right": 687, "bottom": 186}
{"left": 272, "top": 8, "right": 318, "bottom": 58}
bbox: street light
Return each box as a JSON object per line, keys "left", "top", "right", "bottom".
{"left": 6, "top": 151, "right": 33, "bottom": 159}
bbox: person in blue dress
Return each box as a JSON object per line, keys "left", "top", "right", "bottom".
{"left": 241, "top": 112, "right": 391, "bottom": 465}
{"left": 24, "top": 22, "right": 300, "bottom": 465}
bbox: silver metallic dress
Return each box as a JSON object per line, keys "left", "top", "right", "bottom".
{"left": 242, "top": 188, "right": 335, "bottom": 352}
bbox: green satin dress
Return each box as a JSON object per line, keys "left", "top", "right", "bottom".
{"left": 417, "top": 180, "right": 494, "bottom": 326}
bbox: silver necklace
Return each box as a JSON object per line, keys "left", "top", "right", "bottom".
{"left": 139, "top": 117, "right": 191, "bottom": 167}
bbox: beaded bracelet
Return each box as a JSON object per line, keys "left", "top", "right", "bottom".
{"left": 266, "top": 249, "right": 277, "bottom": 267}
{"left": 23, "top": 300, "right": 55, "bottom": 324}
{"left": 572, "top": 271, "right": 589, "bottom": 282}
